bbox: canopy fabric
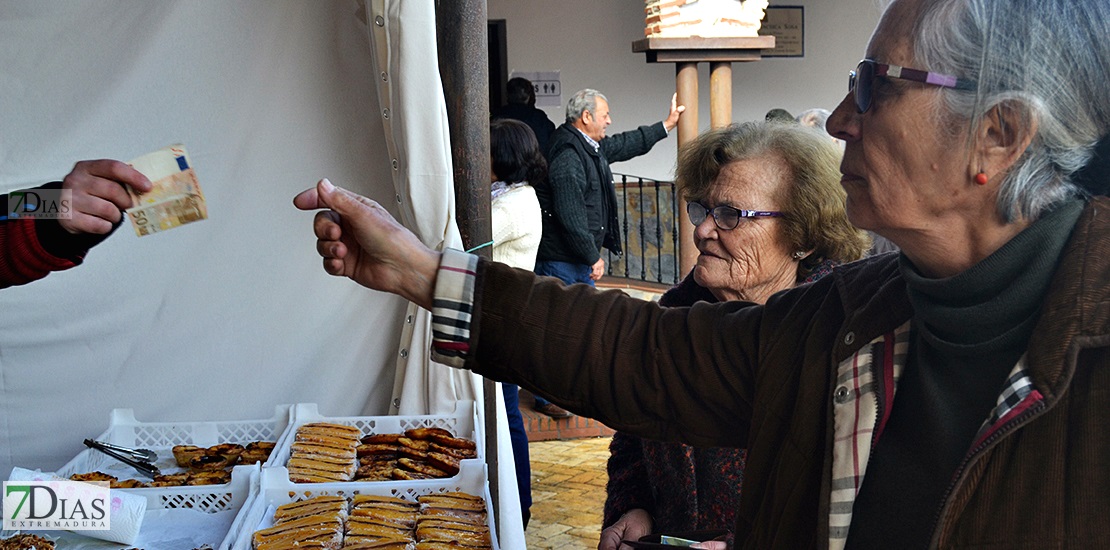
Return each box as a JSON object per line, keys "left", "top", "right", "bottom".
{"left": 0, "top": 1, "right": 522, "bottom": 545}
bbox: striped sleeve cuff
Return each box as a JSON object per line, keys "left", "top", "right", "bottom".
{"left": 430, "top": 248, "right": 479, "bottom": 368}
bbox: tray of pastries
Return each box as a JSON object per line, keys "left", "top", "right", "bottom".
{"left": 55, "top": 406, "right": 290, "bottom": 514}
{"left": 272, "top": 401, "right": 482, "bottom": 485}
{"left": 231, "top": 461, "right": 497, "bottom": 550}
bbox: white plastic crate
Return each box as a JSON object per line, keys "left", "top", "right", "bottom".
{"left": 56, "top": 405, "right": 291, "bottom": 513}
{"left": 228, "top": 461, "right": 498, "bottom": 550}
{"left": 270, "top": 400, "right": 483, "bottom": 483}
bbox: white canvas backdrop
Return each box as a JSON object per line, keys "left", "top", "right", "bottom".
{"left": 0, "top": 1, "right": 523, "bottom": 545}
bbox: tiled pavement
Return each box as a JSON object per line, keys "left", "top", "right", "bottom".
{"left": 525, "top": 436, "right": 612, "bottom": 549}
{"left": 516, "top": 389, "right": 613, "bottom": 548}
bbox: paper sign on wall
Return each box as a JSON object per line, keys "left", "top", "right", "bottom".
{"left": 510, "top": 71, "right": 561, "bottom": 108}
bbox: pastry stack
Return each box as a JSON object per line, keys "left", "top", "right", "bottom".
{"left": 251, "top": 491, "right": 492, "bottom": 550}
{"left": 251, "top": 495, "right": 346, "bottom": 549}
{"left": 345, "top": 494, "right": 419, "bottom": 548}
{"left": 415, "top": 492, "right": 492, "bottom": 549}
{"left": 288, "top": 423, "right": 361, "bottom": 483}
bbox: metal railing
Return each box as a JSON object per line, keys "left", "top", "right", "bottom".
{"left": 605, "top": 173, "right": 681, "bottom": 286}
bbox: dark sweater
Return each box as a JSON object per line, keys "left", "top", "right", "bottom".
{"left": 491, "top": 103, "right": 556, "bottom": 155}
{"left": 535, "top": 122, "right": 668, "bottom": 265}
{"left": 847, "top": 198, "right": 1085, "bottom": 549}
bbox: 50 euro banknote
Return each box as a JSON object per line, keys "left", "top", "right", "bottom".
{"left": 126, "top": 144, "right": 207, "bottom": 236}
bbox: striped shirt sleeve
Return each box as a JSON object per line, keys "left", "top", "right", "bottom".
{"left": 429, "top": 248, "right": 479, "bottom": 368}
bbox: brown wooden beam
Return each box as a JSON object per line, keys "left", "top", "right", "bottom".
{"left": 435, "top": 0, "right": 499, "bottom": 526}
{"left": 710, "top": 62, "right": 732, "bottom": 129}
{"left": 676, "top": 63, "right": 699, "bottom": 277}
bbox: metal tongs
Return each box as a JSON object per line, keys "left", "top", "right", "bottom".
{"left": 83, "top": 439, "right": 161, "bottom": 478}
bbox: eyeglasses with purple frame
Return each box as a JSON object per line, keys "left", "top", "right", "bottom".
{"left": 849, "top": 59, "right": 977, "bottom": 113}
{"left": 687, "top": 201, "right": 783, "bottom": 231}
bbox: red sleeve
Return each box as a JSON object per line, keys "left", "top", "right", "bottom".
{"left": 1, "top": 217, "right": 78, "bottom": 288}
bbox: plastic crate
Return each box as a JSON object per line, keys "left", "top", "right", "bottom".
{"left": 270, "top": 400, "right": 483, "bottom": 484}
{"left": 228, "top": 461, "right": 498, "bottom": 550}
{"left": 56, "top": 405, "right": 291, "bottom": 513}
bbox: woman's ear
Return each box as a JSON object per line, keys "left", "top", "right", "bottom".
{"left": 977, "top": 100, "right": 1038, "bottom": 177}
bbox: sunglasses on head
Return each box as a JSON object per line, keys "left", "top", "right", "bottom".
{"left": 848, "top": 59, "right": 977, "bottom": 113}
{"left": 687, "top": 201, "right": 783, "bottom": 231}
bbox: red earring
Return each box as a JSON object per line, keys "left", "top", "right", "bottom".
{"left": 974, "top": 172, "right": 988, "bottom": 185}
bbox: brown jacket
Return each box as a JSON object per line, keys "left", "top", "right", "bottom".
{"left": 466, "top": 197, "right": 1110, "bottom": 548}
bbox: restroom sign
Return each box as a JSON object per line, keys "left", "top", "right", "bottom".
{"left": 511, "top": 71, "right": 561, "bottom": 107}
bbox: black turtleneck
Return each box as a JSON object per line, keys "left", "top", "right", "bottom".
{"left": 845, "top": 198, "right": 1085, "bottom": 550}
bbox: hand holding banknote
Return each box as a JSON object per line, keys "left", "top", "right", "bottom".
{"left": 125, "top": 144, "right": 208, "bottom": 236}
{"left": 60, "top": 159, "right": 152, "bottom": 235}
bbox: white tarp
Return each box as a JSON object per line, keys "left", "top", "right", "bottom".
{"left": 0, "top": 0, "right": 522, "bottom": 545}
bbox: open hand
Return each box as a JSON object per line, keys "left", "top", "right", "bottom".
{"left": 663, "top": 93, "right": 686, "bottom": 132}
{"left": 293, "top": 179, "right": 440, "bottom": 309}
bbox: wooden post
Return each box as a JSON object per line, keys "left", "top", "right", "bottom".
{"left": 435, "top": 0, "right": 499, "bottom": 527}
{"left": 675, "top": 62, "right": 699, "bottom": 277}
{"left": 710, "top": 62, "right": 732, "bottom": 129}
{"left": 632, "top": 36, "right": 771, "bottom": 282}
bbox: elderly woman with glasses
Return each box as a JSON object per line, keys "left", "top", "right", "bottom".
{"left": 295, "top": 0, "right": 1110, "bottom": 546}
{"left": 600, "top": 120, "right": 869, "bottom": 550}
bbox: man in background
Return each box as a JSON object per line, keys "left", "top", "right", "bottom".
{"left": 527, "top": 88, "right": 682, "bottom": 418}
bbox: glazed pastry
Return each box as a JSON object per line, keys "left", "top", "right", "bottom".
{"left": 341, "top": 538, "right": 415, "bottom": 549}
{"left": 240, "top": 441, "right": 276, "bottom": 464}
{"left": 207, "top": 442, "right": 245, "bottom": 463}
{"left": 418, "top": 507, "right": 487, "bottom": 526}
{"left": 360, "top": 433, "right": 403, "bottom": 445}
{"left": 342, "top": 539, "right": 415, "bottom": 549}
{"left": 70, "top": 471, "right": 116, "bottom": 483}
{"left": 415, "top": 543, "right": 488, "bottom": 550}
{"left": 153, "top": 472, "right": 190, "bottom": 486}
{"left": 274, "top": 495, "right": 348, "bottom": 523}
{"left": 396, "top": 437, "right": 430, "bottom": 452}
{"left": 355, "top": 461, "right": 398, "bottom": 481}
{"left": 357, "top": 443, "right": 400, "bottom": 458}
{"left": 426, "top": 434, "right": 477, "bottom": 452}
{"left": 417, "top": 492, "right": 485, "bottom": 512}
{"left": 351, "top": 494, "right": 419, "bottom": 512}
{"left": 252, "top": 514, "right": 342, "bottom": 548}
{"left": 0, "top": 534, "right": 57, "bottom": 550}
{"left": 189, "top": 452, "right": 234, "bottom": 471}
{"left": 172, "top": 444, "right": 207, "bottom": 467}
{"left": 415, "top": 524, "right": 491, "bottom": 547}
{"left": 423, "top": 452, "right": 461, "bottom": 477}
{"left": 292, "top": 442, "right": 357, "bottom": 461}
{"left": 391, "top": 469, "right": 436, "bottom": 481}
{"left": 403, "top": 427, "right": 452, "bottom": 440}
{"left": 345, "top": 518, "right": 412, "bottom": 539}
{"left": 350, "top": 512, "right": 417, "bottom": 531}
{"left": 428, "top": 442, "right": 476, "bottom": 460}
{"left": 186, "top": 470, "right": 231, "bottom": 485}
{"left": 110, "top": 478, "right": 147, "bottom": 488}
{"left": 397, "top": 458, "right": 451, "bottom": 479}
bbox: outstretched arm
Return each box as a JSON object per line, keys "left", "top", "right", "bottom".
{"left": 293, "top": 178, "right": 441, "bottom": 309}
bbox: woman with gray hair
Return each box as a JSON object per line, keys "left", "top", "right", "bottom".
{"left": 295, "top": 0, "right": 1110, "bottom": 547}
{"left": 601, "top": 120, "right": 868, "bottom": 550}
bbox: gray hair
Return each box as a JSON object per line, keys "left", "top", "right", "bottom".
{"left": 795, "top": 108, "right": 832, "bottom": 131}
{"left": 565, "top": 89, "right": 607, "bottom": 124}
{"left": 912, "top": 0, "right": 1110, "bottom": 221}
